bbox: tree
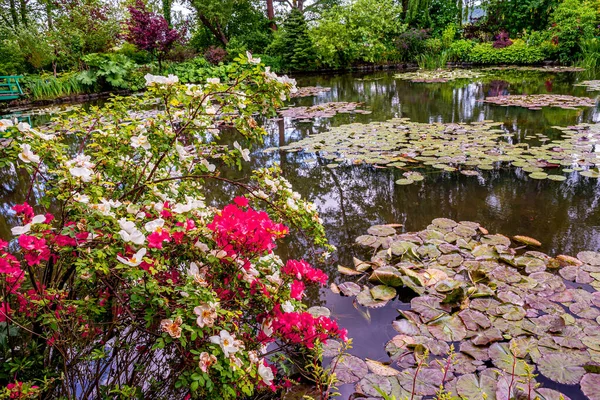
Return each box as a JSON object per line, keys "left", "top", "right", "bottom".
{"left": 550, "top": 0, "right": 597, "bottom": 62}
{"left": 124, "top": 0, "right": 184, "bottom": 69}
{"left": 310, "top": 0, "right": 405, "bottom": 67}
{"left": 268, "top": 8, "right": 316, "bottom": 70}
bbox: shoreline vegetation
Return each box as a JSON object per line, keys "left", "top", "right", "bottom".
{"left": 1, "top": 0, "right": 597, "bottom": 104}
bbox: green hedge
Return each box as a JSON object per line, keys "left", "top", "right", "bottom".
{"left": 466, "top": 40, "right": 545, "bottom": 65}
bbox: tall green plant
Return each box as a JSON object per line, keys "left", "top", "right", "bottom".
{"left": 24, "top": 72, "right": 87, "bottom": 100}
{"left": 550, "top": 0, "right": 597, "bottom": 63}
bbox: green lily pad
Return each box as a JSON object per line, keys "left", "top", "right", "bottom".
{"left": 357, "top": 288, "right": 389, "bottom": 308}
{"left": 456, "top": 373, "right": 497, "bottom": 400}
{"left": 395, "top": 178, "right": 414, "bottom": 185}
{"left": 371, "top": 285, "right": 396, "bottom": 301}
{"left": 537, "top": 354, "right": 586, "bottom": 385}
{"left": 368, "top": 225, "right": 397, "bottom": 237}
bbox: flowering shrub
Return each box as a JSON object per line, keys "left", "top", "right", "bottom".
{"left": 0, "top": 54, "right": 343, "bottom": 399}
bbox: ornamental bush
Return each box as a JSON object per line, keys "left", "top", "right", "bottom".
{"left": 467, "top": 39, "right": 545, "bottom": 65}
{"left": 0, "top": 54, "right": 344, "bottom": 399}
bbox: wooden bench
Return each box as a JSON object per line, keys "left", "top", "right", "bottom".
{"left": 0, "top": 76, "right": 24, "bottom": 101}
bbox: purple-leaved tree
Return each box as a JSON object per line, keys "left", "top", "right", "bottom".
{"left": 124, "top": 0, "right": 184, "bottom": 70}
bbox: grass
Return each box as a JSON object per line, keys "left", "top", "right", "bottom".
{"left": 23, "top": 72, "right": 88, "bottom": 101}
{"left": 417, "top": 51, "right": 449, "bottom": 70}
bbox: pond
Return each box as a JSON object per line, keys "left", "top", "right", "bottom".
{"left": 2, "top": 68, "right": 600, "bottom": 399}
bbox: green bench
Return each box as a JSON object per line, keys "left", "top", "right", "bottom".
{"left": 0, "top": 76, "right": 24, "bottom": 101}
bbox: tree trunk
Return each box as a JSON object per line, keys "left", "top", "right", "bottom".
{"left": 267, "top": 0, "right": 276, "bottom": 30}
{"left": 162, "top": 0, "right": 172, "bottom": 27}
{"left": 197, "top": 13, "right": 229, "bottom": 46}
{"left": 46, "top": 1, "right": 53, "bottom": 30}
{"left": 19, "top": 0, "right": 27, "bottom": 26}
{"left": 9, "top": 0, "right": 19, "bottom": 28}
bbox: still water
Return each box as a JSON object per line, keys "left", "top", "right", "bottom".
{"left": 2, "top": 69, "right": 600, "bottom": 398}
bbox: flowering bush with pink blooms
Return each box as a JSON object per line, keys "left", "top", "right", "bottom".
{"left": 0, "top": 54, "right": 344, "bottom": 399}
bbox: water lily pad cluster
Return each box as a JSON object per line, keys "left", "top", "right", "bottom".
{"left": 482, "top": 66, "right": 586, "bottom": 73}
{"left": 575, "top": 80, "right": 600, "bottom": 92}
{"left": 331, "top": 219, "right": 600, "bottom": 399}
{"left": 290, "top": 86, "right": 332, "bottom": 98}
{"left": 266, "top": 118, "right": 600, "bottom": 182}
{"left": 483, "top": 94, "right": 596, "bottom": 110}
{"left": 394, "top": 70, "right": 485, "bottom": 83}
{"left": 277, "top": 102, "right": 369, "bottom": 120}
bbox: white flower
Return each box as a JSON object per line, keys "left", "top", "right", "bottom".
{"left": 18, "top": 144, "right": 40, "bottom": 164}
{"left": 11, "top": 224, "right": 31, "bottom": 235}
{"left": 144, "top": 74, "right": 179, "bottom": 86}
{"left": 90, "top": 198, "right": 116, "bottom": 217}
{"left": 282, "top": 300, "right": 295, "bottom": 313}
{"left": 73, "top": 193, "right": 89, "bottom": 203}
{"left": 205, "top": 106, "right": 217, "bottom": 115}
{"left": 187, "top": 262, "right": 209, "bottom": 286}
{"left": 286, "top": 197, "right": 298, "bottom": 211}
{"left": 0, "top": 119, "right": 13, "bottom": 132}
{"left": 248, "top": 350, "right": 259, "bottom": 364}
{"left": 67, "top": 154, "right": 94, "bottom": 182}
{"left": 118, "top": 217, "right": 146, "bottom": 244}
{"left": 258, "top": 361, "right": 274, "bottom": 386}
{"left": 206, "top": 77, "right": 220, "bottom": 85}
{"left": 261, "top": 320, "right": 273, "bottom": 337}
{"left": 246, "top": 51, "right": 261, "bottom": 65}
{"left": 194, "top": 303, "right": 217, "bottom": 328}
{"left": 70, "top": 166, "right": 93, "bottom": 181}
{"left": 264, "top": 67, "right": 278, "bottom": 82}
{"left": 252, "top": 190, "right": 268, "bottom": 200}
{"left": 209, "top": 330, "right": 240, "bottom": 357}
{"left": 31, "top": 214, "right": 46, "bottom": 224}
{"left": 176, "top": 143, "right": 192, "bottom": 160}
{"left": 116, "top": 248, "right": 146, "bottom": 267}
{"left": 266, "top": 270, "right": 282, "bottom": 286}
{"left": 194, "top": 241, "right": 210, "bottom": 252}
{"left": 119, "top": 229, "right": 145, "bottom": 245}
{"left": 131, "top": 135, "right": 151, "bottom": 150}
{"left": 199, "top": 352, "right": 217, "bottom": 373}
{"left": 33, "top": 130, "right": 56, "bottom": 140}
{"left": 17, "top": 122, "right": 31, "bottom": 132}
{"left": 233, "top": 141, "right": 250, "bottom": 162}
{"left": 201, "top": 159, "right": 216, "bottom": 172}
{"left": 144, "top": 218, "right": 165, "bottom": 233}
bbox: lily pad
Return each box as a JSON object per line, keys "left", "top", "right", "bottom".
{"left": 513, "top": 235, "right": 542, "bottom": 247}
{"left": 581, "top": 373, "right": 600, "bottom": 400}
{"left": 537, "top": 353, "right": 586, "bottom": 385}
{"left": 368, "top": 225, "right": 397, "bottom": 237}
{"left": 456, "top": 373, "right": 497, "bottom": 400}
{"left": 371, "top": 285, "right": 396, "bottom": 301}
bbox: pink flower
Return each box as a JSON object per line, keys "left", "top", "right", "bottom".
{"left": 290, "top": 280, "right": 305, "bottom": 300}
{"left": 283, "top": 260, "right": 328, "bottom": 285}
{"left": 207, "top": 203, "right": 288, "bottom": 256}
{"left": 147, "top": 230, "right": 171, "bottom": 249}
{"left": 233, "top": 196, "right": 249, "bottom": 207}
{"left": 12, "top": 202, "right": 34, "bottom": 222}
{"left": 0, "top": 302, "right": 12, "bottom": 322}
